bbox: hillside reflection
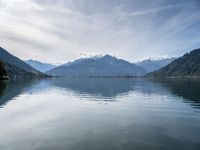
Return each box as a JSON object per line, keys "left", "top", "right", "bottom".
{"left": 0, "top": 80, "right": 40, "bottom": 106}
{"left": 48, "top": 78, "right": 168, "bottom": 98}
{"left": 153, "top": 78, "right": 200, "bottom": 104}
{"left": 0, "top": 78, "right": 200, "bottom": 108}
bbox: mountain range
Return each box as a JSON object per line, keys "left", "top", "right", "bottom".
{"left": 0, "top": 47, "right": 46, "bottom": 79}
{"left": 25, "top": 59, "right": 56, "bottom": 72}
{"left": 1, "top": 46, "right": 200, "bottom": 79}
{"left": 136, "top": 58, "right": 176, "bottom": 73}
{"left": 25, "top": 57, "right": 175, "bottom": 75}
{"left": 46, "top": 55, "right": 147, "bottom": 77}
{"left": 147, "top": 48, "right": 200, "bottom": 78}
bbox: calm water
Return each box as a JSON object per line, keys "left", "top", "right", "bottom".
{"left": 0, "top": 78, "right": 200, "bottom": 150}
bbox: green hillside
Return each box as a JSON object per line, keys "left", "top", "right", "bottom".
{"left": 147, "top": 48, "right": 200, "bottom": 78}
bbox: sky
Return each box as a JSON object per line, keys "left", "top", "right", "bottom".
{"left": 0, "top": 0, "right": 200, "bottom": 64}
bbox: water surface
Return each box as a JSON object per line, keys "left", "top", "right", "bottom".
{"left": 0, "top": 78, "right": 200, "bottom": 150}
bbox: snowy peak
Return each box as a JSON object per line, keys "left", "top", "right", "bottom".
{"left": 47, "top": 55, "right": 146, "bottom": 77}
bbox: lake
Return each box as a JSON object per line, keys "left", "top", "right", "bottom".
{"left": 0, "top": 78, "right": 200, "bottom": 150}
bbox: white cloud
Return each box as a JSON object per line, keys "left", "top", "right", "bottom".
{"left": 0, "top": 0, "right": 200, "bottom": 64}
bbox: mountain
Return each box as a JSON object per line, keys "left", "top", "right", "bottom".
{"left": 136, "top": 58, "right": 176, "bottom": 73}
{"left": 0, "top": 47, "right": 46, "bottom": 79}
{"left": 0, "top": 61, "right": 8, "bottom": 80}
{"left": 25, "top": 59, "right": 56, "bottom": 72}
{"left": 147, "top": 48, "right": 200, "bottom": 78}
{"left": 47, "top": 55, "right": 146, "bottom": 77}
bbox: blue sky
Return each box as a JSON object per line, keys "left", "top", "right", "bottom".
{"left": 0, "top": 0, "right": 200, "bottom": 64}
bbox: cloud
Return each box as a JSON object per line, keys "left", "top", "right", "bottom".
{"left": 121, "top": 4, "right": 184, "bottom": 17}
{"left": 0, "top": 0, "right": 200, "bottom": 63}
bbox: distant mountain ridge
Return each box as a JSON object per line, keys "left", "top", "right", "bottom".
{"left": 47, "top": 55, "right": 146, "bottom": 77}
{"left": 0, "top": 47, "right": 46, "bottom": 79}
{"left": 3, "top": 46, "right": 200, "bottom": 79}
{"left": 25, "top": 59, "right": 56, "bottom": 72}
{"left": 147, "top": 48, "right": 200, "bottom": 77}
{"left": 136, "top": 58, "right": 176, "bottom": 73}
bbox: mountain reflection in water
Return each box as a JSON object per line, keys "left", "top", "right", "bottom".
{"left": 1, "top": 78, "right": 200, "bottom": 107}
{"left": 0, "top": 78, "right": 200, "bottom": 150}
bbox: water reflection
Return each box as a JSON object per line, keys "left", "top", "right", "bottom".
{"left": 0, "top": 78, "right": 200, "bottom": 150}
{"left": 48, "top": 78, "right": 200, "bottom": 107}
{"left": 49, "top": 78, "right": 169, "bottom": 98}
{"left": 0, "top": 80, "right": 40, "bottom": 106}
{"left": 0, "top": 78, "right": 200, "bottom": 107}
{"left": 153, "top": 79, "right": 200, "bottom": 104}
{"left": 0, "top": 81, "right": 7, "bottom": 97}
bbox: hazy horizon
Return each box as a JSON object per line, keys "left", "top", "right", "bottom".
{"left": 0, "top": 0, "right": 200, "bottom": 64}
